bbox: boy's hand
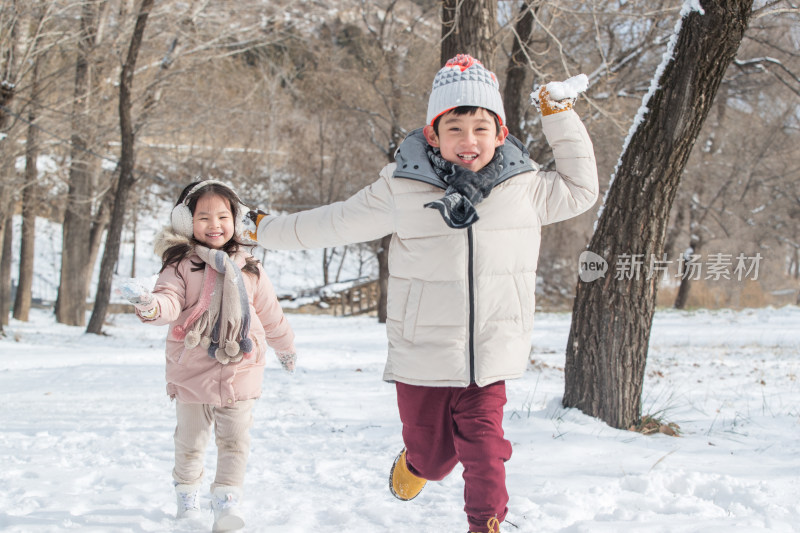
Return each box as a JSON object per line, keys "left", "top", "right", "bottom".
{"left": 276, "top": 351, "right": 296, "bottom": 373}
{"left": 536, "top": 86, "right": 573, "bottom": 116}
{"left": 530, "top": 74, "right": 588, "bottom": 116}
{"left": 117, "top": 279, "right": 153, "bottom": 306}
{"left": 241, "top": 209, "right": 268, "bottom": 244}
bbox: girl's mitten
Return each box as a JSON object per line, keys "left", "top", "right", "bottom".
{"left": 117, "top": 279, "right": 153, "bottom": 306}
{"left": 276, "top": 351, "right": 296, "bottom": 374}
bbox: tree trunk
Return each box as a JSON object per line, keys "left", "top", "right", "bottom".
{"left": 376, "top": 234, "right": 390, "bottom": 323}
{"left": 674, "top": 233, "right": 703, "bottom": 310}
{"left": 0, "top": 215, "right": 11, "bottom": 328}
{"left": 563, "top": 1, "right": 754, "bottom": 429}
{"left": 13, "top": 49, "right": 41, "bottom": 322}
{"left": 130, "top": 211, "right": 136, "bottom": 278}
{"left": 82, "top": 207, "right": 108, "bottom": 302}
{"left": 440, "top": 0, "right": 497, "bottom": 68}
{"left": 0, "top": 3, "right": 20, "bottom": 306}
{"left": 322, "top": 248, "right": 331, "bottom": 285}
{"left": 57, "top": 0, "right": 100, "bottom": 326}
{"left": 503, "top": 1, "right": 538, "bottom": 140}
{"left": 376, "top": 72, "right": 406, "bottom": 324}
{"left": 672, "top": 91, "right": 727, "bottom": 310}
{"left": 87, "top": 0, "right": 154, "bottom": 334}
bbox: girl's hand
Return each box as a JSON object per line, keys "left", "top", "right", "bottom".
{"left": 117, "top": 279, "right": 153, "bottom": 306}
{"left": 276, "top": 351, "right": 296, "bottom": 374}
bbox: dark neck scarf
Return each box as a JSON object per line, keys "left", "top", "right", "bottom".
{"left": 423, "top": 146, "right": 504, "bottom": 229}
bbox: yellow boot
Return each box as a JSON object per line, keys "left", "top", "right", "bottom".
{"left": 469, "top": 516, "right": 501, "bottom": 533}
{"left": 389, "top": 448, "right": 427, "bottom": 501}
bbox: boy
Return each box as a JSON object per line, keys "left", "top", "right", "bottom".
{"left": 243, "top": 54, "right": 598, "bottom": 533}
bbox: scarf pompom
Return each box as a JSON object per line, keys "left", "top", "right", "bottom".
{"left": 225, "top": 340, "right": 240, "bottom": 357}
{"left": 240, "top": 338, "right": 253, "bottom": 353}
{"left": 184, "top": 330, "right": 201, "bottom": 348}
{"left": 215, "top": 347, "right": 231, "bottom": 365}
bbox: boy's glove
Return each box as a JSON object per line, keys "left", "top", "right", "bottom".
{"left": 117, "top": 279, "right": 153, "bottom": 306}
{"left": 530, "top": 74, "right": 588, "bottom": 116}
{"left": 276, "top": 351, "right": 296, "bottom": 374}
{"left": 535, "top": 86, "right": 574, "bottom": 116}
{"left": 241, "top": 209, "right": 268, "bottom": 244}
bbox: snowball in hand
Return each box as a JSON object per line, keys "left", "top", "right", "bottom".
{"left": 530, "top": 73, "right": 589, "bottom": 108}
{"left": 543, "top": 74, "right": 589, "bottom": 101}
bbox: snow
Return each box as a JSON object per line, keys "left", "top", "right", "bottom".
{"left": 680, "top": 0, "right": 705, "bottom": 17}
{"left": 530, "top": 74, "right": 589, "bottom": 112}
{"left": 2, "top": 306, "right": 799, "bottom": 532}
{"left": 543, "top": 74, "right": 589, "bottom": 102}
{"left": 15, "top": 154, "right": 59, "bottom": 174}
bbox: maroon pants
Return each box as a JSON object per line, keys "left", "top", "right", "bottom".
{"left": 396, "top": 381, "right": 512, "bottom": 533}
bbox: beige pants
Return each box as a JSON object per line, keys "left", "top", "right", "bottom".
{"left": 172, "top": 399, "right": 255, "bottom": 491}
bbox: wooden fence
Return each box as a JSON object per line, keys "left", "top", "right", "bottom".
{"left": 331, "top": 279, "right": 380, "bottom": 317}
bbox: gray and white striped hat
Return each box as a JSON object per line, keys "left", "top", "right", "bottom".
{"left": 426, "top": 54, "right": 506, "bottom": 126}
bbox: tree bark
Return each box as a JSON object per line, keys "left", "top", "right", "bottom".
{"left": 376, "top": 234, "right": 390, "bottom": 323}
{"left": 674, "top": 229, "right": 703, "bottom": 310}
{"left": 440, "top": 0, "right": 497, "bottom": 68}
{"left": 563, "top": 1, "right": 754, "bottom": 429}
{"left": 87, "top": 0, "right": 154, "bottom": 334}
{"left": 376, "top": 53, "right": 406, "bottom": 325}
{"left": 57, "top": 0, "right": 101, "bottom": 326}
{"left": 0, "top": 3, "right": 20, "bottom": 307}
{"left": 12, "top": 46, "right": 41, "bottom": 322}
{"left": 0, "top": 215, "right": 11, "bottom": 328}
{"left": 503, "top": 1, "right": 538, "bottom": 140}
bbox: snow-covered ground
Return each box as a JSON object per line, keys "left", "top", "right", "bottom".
{"left": 1, "top": 306, "right": 798, "bottom": 532}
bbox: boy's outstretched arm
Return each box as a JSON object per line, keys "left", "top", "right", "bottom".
{"left": 243, "top": 174, "right": 396, "bottom": 251}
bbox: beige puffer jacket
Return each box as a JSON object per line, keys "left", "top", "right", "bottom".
{"left": 257, "top": 109, "right": 598, "bottom": 387}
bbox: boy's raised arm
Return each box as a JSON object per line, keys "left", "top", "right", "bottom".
{"left": 536, "top": 109, "right": 599, "bottom": 225}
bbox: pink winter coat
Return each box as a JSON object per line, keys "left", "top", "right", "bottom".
{"left": 136, "top": 250, "right": 295, "bottom": 407}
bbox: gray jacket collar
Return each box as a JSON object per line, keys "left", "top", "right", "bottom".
{"left": 391, "top": 128, "right": 536, "bottom": 189}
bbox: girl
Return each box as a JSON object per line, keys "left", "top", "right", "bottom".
{"left": 120, "top": 180, "right": 296, "bottom": 532}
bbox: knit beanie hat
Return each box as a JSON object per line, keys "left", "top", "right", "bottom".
{"left": 426, "top": 54, "right": 506, "bottom": 126}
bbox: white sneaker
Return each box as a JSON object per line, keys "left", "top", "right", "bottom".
{"left": 174, "top": 483, "right": 202, "bottom": 520}
{"left": 211, "top": 486, "right": 245, "bottom": 532}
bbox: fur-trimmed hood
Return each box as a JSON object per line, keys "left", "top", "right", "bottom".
{"left": 153, "top": 226, "right": 192, "bottom": 258}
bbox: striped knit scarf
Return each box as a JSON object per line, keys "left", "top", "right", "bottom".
{"left": 172, "top": 245, "right": 253, "bottom": 365}
{"left": 424, "top": 146, "right": 504, "bottom": 229}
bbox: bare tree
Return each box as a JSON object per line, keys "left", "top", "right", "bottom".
{"left": 0, "top": 220, "right": 10, "bottom": 327}
{"left": 11, "top": 47, "right": 39, "bottom": 321}
{"left": 441, "top": 0, "right": 498, "bottom": 67}
{"left": 564, "top": 1, "right": 755, "bottom": 429}
{"left": 87, "top": 0, "right": 154, "bottom": 334}
{"left": 502, "top": 1, "right": 539, "bottom": 140}
{"left": 0, "top": 0, "right": 21, "bottom": 331}
{"left": 12, "top": 1, "right": 51, "bottom": 321}
{"left": 56, "top": 0, "right": 107, "bottom": 326}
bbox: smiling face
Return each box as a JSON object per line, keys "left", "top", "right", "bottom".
{"left": 423, "top": 107, "right": 508, "bottom": 172}
{"left": 191, "top": 193, "right": 235, "bottom": 249}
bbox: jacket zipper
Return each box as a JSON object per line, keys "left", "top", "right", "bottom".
{"left": 467, "top": 227, "right": 476, "bottom": 385}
